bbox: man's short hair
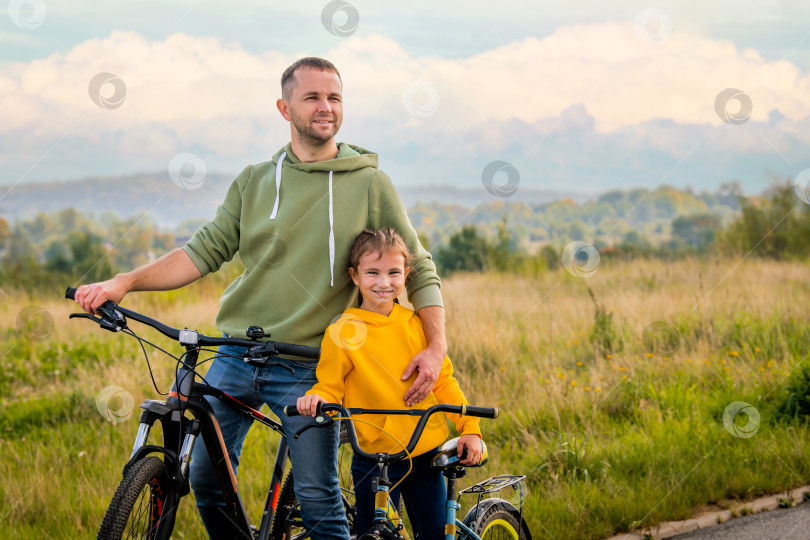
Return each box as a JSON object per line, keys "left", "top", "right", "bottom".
{"left": 281, "top": 57, "right": 342, "bottom": 100}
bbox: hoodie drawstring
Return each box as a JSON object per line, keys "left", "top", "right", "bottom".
{"left": 268, "top": 152, "right": 285, "bottom": 220}
{"left": 328, "top": 170, "right": 335, "bottom": 287}
{"left": 269, "top": 151, "right": 336, "bottom": 287}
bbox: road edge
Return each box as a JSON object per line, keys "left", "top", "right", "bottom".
{"left": 605, "top": 485, "right": 810, "bottom": 540}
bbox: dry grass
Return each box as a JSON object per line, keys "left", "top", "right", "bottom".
{"left": 2, "top": 256, "right": 810, "bottom": 538}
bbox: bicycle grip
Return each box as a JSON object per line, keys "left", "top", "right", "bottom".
{"left": 283, "top": 405, "right": 302, "bottom": 417}
{"left": 65, "top": 286, "right": 78, "bottom": 300}
{"left": 275, "top": 342, "right": 320, "bottom": 360}
{"left": 462, "top": 405, "right": 499, "bottom": 419}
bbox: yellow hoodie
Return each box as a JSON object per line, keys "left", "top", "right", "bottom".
{"left": 307, "top": 303, "right": 481, "bottom": 457}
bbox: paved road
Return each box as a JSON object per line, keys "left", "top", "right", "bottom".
{"left": 669, "top": 503, "right": 810, "bottom": 540}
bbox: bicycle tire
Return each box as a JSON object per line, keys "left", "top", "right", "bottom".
{"left": 467, "top": 504, "right": 531, "bottom": 540}
{"left": 269, "top": 471, "right": 357, "bottom": 539}
{"left": 270, "top": 472, "right": 305, "bottom": 540}
{"left": 97, "top": 456, "right": 171, "bottom": 540}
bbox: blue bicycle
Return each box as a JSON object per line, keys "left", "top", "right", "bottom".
{"left": 285, "top": 402, "right": 531, "bottom": 539}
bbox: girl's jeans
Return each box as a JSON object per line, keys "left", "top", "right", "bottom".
{"left": 351, "top": 449, "right": 447, "bottom": 540}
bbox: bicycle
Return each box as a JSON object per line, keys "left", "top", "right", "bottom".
{"left": 64, "top": 287, "right": 356, "bottom": 540}
{"left": 284, "top": 401, "right": 532, "bottom": 540}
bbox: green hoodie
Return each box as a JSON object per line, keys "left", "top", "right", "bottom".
{"left": 183, "top": 142, "right": 442, "bottom": 351}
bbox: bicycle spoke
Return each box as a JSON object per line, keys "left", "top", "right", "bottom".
{"left": 125, "top": 485, "right": 154, "bottom": 539}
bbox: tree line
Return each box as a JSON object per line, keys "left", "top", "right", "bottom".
{"left": 1, "top": 182, "right": 806, "bottom": 291}
{"left": 0, "top": 208, "right": 176, "bottom": 290}
{"left": 431, "top": 182, "right": 810, "bottom": 275}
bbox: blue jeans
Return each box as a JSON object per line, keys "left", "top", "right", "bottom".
{"left": 352, "top": 450, "right": 446, "bottom": 540}
{"left": 188, "top": 344, "right": 349, "bottom": 539}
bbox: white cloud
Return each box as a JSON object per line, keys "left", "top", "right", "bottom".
{"left": 1, "top": 22, "right": 808, "bottom": 187}
{"left": 5, "top": 23, "right": 810, "bottom": 132}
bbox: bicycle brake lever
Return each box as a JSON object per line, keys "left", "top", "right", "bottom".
{"left": 291, "top": 415, "right": 334, "bottom": 439}
{"left": 68, "top": 312, "right": 124, "bottom": 333}
{"left": 69, "top": 312, "right": 100, "bottom": 322}
{"left": 246, "top": 342, "right": 278, "bottom": 358}
{"left": 96, "top": 304, "right": 126, "bottom": 328}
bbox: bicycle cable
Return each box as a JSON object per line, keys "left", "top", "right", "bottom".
{"left": 172, "top": 347, "right": 221, "bottom": 395}
{"left": 334, "top": 415, "right": 413, "bottom": 493}
{"left": 173, "top": 347, "right": 240, "bottom": 393}
{"left": 121, "top": 326, "right": 176, "bottom": 396}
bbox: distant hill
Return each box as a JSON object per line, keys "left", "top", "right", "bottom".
{"left": 0, "top": 172, "right": 741, "bottom": 252}
{"left": 410, "top": 185, "right": 739, "bottom": 249}
{"left": 0, "top": 172, "right": 234, "bottom": 229}
{"left": 0, "top": 172, "right": 593, "bottom": 229}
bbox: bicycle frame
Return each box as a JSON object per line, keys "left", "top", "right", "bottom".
{"left": 126, "top": 345, "right": 292, "bottom": 540}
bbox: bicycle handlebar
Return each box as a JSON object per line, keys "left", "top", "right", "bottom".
{"left": 283, "top": 402, "right": 498, "bottom": 462}
{"left": 65, "top": 286, "right": 320, "bottom": 359}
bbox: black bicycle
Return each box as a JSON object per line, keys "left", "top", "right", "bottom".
{"left": 64, "top": 287, "right": 355, "bottom": 540}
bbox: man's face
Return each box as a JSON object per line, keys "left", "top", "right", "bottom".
{"left": 282, "top": 67, "right": 343, "bottom": 146}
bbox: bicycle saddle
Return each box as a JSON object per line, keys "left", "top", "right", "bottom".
{"left": 430, "top": 437, "right": 488, "bottom": 469}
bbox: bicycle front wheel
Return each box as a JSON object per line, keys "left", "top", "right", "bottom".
{"left": 97, "top": 456, "right": 171, "bottom": 540}
{"left": 468, "top": 504, "right": 531, "bottom": 540}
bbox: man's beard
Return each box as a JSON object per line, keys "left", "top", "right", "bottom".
{"left": 290, "top": 109, "right": 341, "bottom": 147}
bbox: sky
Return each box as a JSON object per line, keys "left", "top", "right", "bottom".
{"left": 1, "top": 0, "right": 810, "bottom": 199}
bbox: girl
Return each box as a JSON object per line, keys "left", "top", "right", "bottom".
{"left": 297, "top": 228, "right": 484, "bottom": 539}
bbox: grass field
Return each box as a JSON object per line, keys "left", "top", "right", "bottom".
{"left": 2, "top": 256, "right": 810, "bottom": 539}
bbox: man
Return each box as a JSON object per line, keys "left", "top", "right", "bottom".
{"left": 75, "top": 57, "right": 446, "bottom": 539}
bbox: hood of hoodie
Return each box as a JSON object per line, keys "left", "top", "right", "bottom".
{"left": 342, "top": 304, "right": 415, "bottom": 328}
{"left": 274, "top": 142, "right": 379, "bottom": 172}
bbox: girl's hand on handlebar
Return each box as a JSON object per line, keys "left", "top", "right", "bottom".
{"left": 297, "top": 394, "right": 327, "bottom": 417}
{"left": 458, "top": 434, "right": 483, "bottom": 466}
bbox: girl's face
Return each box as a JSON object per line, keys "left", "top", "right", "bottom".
{"left": 349, "top": 249, "right": 409, "bottom": 316}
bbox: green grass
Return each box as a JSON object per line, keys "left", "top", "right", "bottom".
{"left": 3, "top": 258, "right": 810, "bottom": 538}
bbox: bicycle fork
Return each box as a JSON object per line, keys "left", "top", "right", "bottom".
{"left": 371, "top": 459, "right": 411, "bottom": 540}
{"left": 130, "top": 411, "right": 200, "bottom": 477}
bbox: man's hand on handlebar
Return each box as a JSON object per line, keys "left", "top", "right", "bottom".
{"left": 297, "top": 393, "right": 327, "bottom": 417}
{"left": 74, "top": 277, "right": 130, "bottom": 315}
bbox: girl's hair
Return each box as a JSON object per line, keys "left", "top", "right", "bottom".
{"left": 348, "top": 229, "right": 414, "bottom": 306}
{"left": 348, "top": 228, "right": 414, "bottom": 271}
